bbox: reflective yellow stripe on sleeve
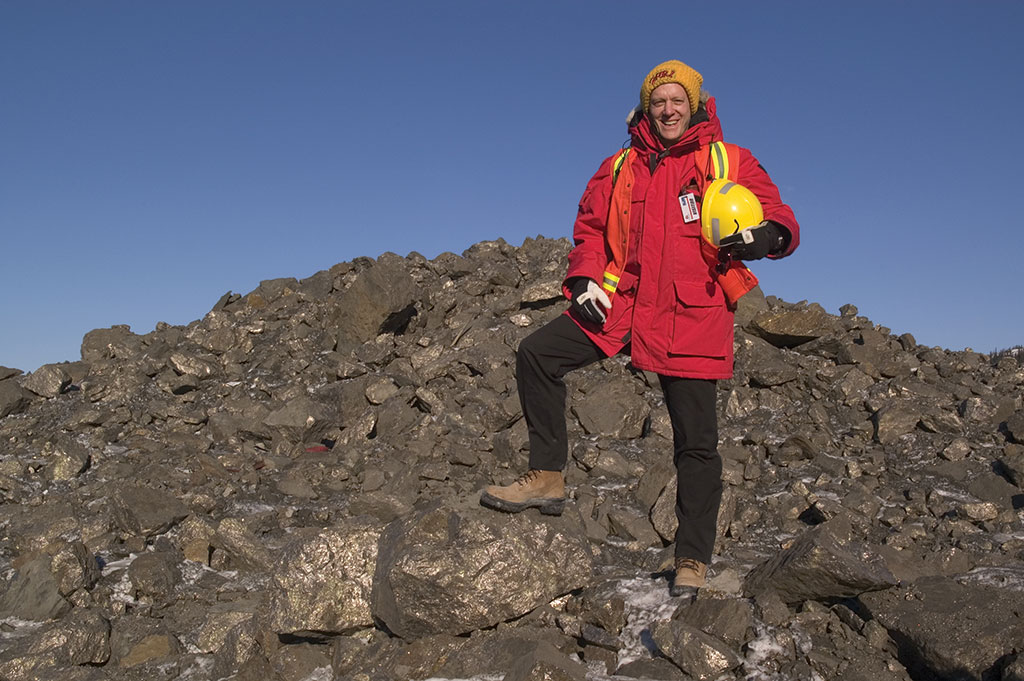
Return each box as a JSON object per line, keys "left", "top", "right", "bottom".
{"left": 601, "top": 271, "right": 619, "bottom": 293}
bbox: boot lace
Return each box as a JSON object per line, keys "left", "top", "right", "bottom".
{"left": 675, "top": 557, "right": 703, "bottom": 573}
{"left": 513, "top": 469, "right": 542, "bottom": 486}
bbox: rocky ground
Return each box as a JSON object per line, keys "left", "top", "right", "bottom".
{"left": 0, "top": 236, "right": 1022, "bottom": 681}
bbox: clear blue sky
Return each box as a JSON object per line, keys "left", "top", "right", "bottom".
{"left": 3, "top": 1, "right": 1023, "bottom": 372}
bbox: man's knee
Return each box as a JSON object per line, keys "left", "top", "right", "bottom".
{"left": 516, "top": 330, "right": 543, "bottom": 368}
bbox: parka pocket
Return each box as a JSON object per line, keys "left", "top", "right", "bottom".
{"left": 669, "top": 280, "right": 732, "bottom": 358}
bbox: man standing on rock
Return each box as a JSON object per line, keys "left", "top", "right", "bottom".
{"left": 480, "top": 60, "right": 799, "bottom": 597}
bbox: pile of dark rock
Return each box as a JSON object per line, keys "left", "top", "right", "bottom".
{"left": 0, "top": 236, "right": 1022, "bottom": 681}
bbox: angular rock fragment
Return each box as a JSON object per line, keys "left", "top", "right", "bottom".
{"left": 0, "top": 555, "right": 71, "bottom": 621}
{"left": 111, "top": 484, "right": 190, "bottom": 538}
{"left": 371, "top": 501, "right": 593, "bottom": 639}
{"left": 20, "top": 364, "right": 72, "bottom": 397}
{"left": 650, "top": 619, "right": 742, "bottom": 680}
{"left": 873, "top": 400, "right": 921, "bottom": 444}
{"left": 263, "top": 396, "right": 336, "bottom": 444}
{"left": 28, "top": 608, "right": 111, "bottom": 665}
{"left": 212, "top": 517, "right": 272, "bottom": 571}
{"left": 80, "top": 324, "right": 142, "bottom": 361}
{"left": 1006, "top": 410, "right": 1024, "bottom": 444}
{"left": 743, "top": 520, "right": 897, "bottom": 605}
{"left": 503, "top": 640, "right": 586, "bottom": 681}
{"left": 169, "top": 351, "right": 219, "bottom": 378}
{"left": 331, "top": 259, "right": 418, "bottom": 347}
{"left": 0, "top": 379, "right": 31, "bottom": 417}
{"left": 195, "top": 607, "right": 255, "bottom": 654}
{"left": 572, "top": 379, "right": 649, "bottom": 439}
{"left": 49, "top": 542, "right": 101, "bottom": 596}
{"left": 747, "top": 305, "right": 837, "bottom": 347}
{"left": 675, "top": 596, "right": 753, "bottom": 647}
{"left": 127, "top": 551, "right": 182, "bottom": 603}
{"left": 46, "top": 440, "right": 91, "bottom": 481}
{"left": 1001, "top": 450, "right": 1024, "bottom": 488}
{"left": 268, "top": 518, "right": 384, "bottom": 635}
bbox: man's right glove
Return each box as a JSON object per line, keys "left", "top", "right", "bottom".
{"left": 718, "top": 221, "right": 786, "bottom": 261}
{"left": 570, "top": 278, "right": 612, "bottom": 325}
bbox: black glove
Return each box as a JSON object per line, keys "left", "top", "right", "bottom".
{"left": 718, "top": 221, "right": 786, "bottom": 262}
{"left": 569, "top": 278, "right": 611, "bottom": 324}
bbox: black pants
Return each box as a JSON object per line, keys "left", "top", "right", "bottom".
{"left": 516, "top": 314, "right": 722, "bottom": 564}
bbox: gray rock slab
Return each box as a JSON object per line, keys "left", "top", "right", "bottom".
{"left": 503, "top": 640, "right": 587, "bottom": 681}
{"left": 79, "top": 324, "right": 142, "bottom": 361}
{"left": 743, "top": 520, "right": 897, "bottom": 605}
{"left": 1006, "top": 410, "right": 1024, "bottom": 444}
{"left": 331, "top": 260, "right": 417, "bottom": 347}
{"left": 572, "top": 378, "right": 649, "bottom": 439}
{"left": 212, "top": 517, "right": 273, "bottom": 572}
{"left": 127, "top": 551, "right": 181, "bottom": 603}
{"left": 371, "top": 500, "right": 593, "bottom": 639}
{"left": 1001, "top": 450, "right": 1024, "bottom": 487}
{"left": 0, "top": 379, "right": 31, "bottom": 418}
{"left": 27, "top": 608, "right": 111, "bottom": 665}
{"left": 267, "top": 517, "right": 384, "bottom": 635}
{"left": 860, "top": 575, "right": 1024, "bottom": 681}
{"left": 675, "top": 596, "right": 753, "bottom": 647}
{"left": 747, "top": 306, "right": 838, "bottom": 347}
{"left": 111, "top": 484, "right": 190, "bottom": 538}
{"left": 873, "top": 399, "right": 922, "bottom": 444}
{"left": 0, "top": 555, "right": 71, "bottom": 621}
{"left": 46, "top": 440, "right": 91, "bottom": 481}
{"left": 263, "top": 396, "right": 336, "bottom": 444}
{"left": 614, "top": 657, "right": 690, "bottom": 680}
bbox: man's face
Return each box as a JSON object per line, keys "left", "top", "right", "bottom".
{"left": 648, "top": 82, "right": 691, "bottom": 146}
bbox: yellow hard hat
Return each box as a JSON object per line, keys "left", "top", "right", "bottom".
{"left": 700, "top": 179, "right": 764, "bottom": 246}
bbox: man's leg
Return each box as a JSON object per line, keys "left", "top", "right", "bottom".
{"left": 480, "top": 314, "right": 605, "bottom": 514}
{"left": 658, "top": 375, "right": 721, "bottom": 595}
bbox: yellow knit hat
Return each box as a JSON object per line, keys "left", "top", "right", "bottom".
{"left": 640, "top": 60, "right": 703, "bottom": 116}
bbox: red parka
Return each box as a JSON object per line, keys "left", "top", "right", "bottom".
{"left": 563, "top": 97, "right": 799, "bottom": 379}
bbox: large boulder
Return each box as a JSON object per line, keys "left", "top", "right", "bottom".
{"left": 267, "top": 517, "right": 384, "bottom": 635}
{"left": 371, "top": 500, "right": 593, "bottom": 639}
{"left": 330, "top": 258, "right": 418, "bottom": 348}
{"left": 743, "top": 519, "right": 897, "bottom": 605}
{"left": 860, "top": 574, "right": 1024, "bottom": 681}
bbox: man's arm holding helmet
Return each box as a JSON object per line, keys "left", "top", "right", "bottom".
{"left": 718, "top": 149, "right": 799, "bottom": 262}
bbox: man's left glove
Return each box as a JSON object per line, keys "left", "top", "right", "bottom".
{"left": 718, "top": 221, "right": 786, "bottom": 261}
{"left": 570, "top": 278, "right": 612, "bottom": 325}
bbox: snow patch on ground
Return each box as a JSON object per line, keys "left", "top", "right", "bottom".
{"left": 958, "top": 566, "right": 1024, "bottom": 591}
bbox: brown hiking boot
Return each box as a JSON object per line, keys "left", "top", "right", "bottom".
{"left": 480, "top": 469, "right": 565, "bottom": 516}
{"left": 670, "top": 557, "right": 707, "bottom": 599}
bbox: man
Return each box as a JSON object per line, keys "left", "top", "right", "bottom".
{"left": 480, "top": 60, "right": 799, "bottom": 597}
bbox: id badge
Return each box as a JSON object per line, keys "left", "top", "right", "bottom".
{"left": 679, "top": 192, "right": 700, "bottom": 223}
